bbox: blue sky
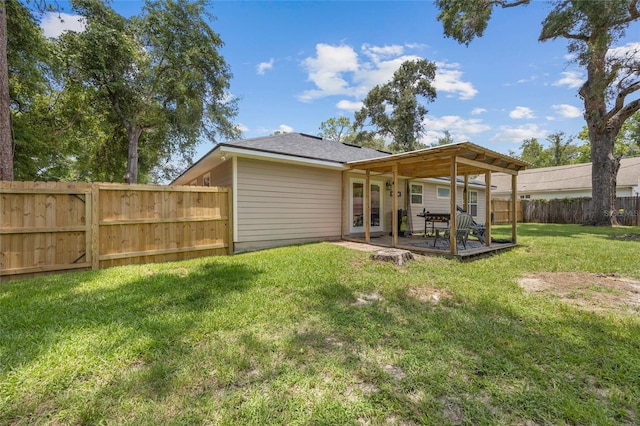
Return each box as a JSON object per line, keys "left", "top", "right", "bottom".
{"left": 40, "top": 1, "right": 639, "bottom": 160}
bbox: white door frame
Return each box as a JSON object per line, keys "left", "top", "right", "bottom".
{"left": 349, "top": 177, "right": 384, "bottom": 234}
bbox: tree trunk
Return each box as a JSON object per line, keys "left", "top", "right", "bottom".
{"left": 124, "top": 126, "right": 142, "bottom": 184}
{"left": 0, "top": 2, "right": 13, "bottom": 181}
{"left": 588, "top": 131, "right": 620, "bottom": 226}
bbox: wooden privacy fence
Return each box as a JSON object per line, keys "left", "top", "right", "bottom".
{"left": 491, "top": 199, "right": 523, "bottom": 224}
{"left": 521, "top": 196, "right": 640, "bottom": 225}
{"left": 1, "top": 181, "right": 232, "bottom": 281}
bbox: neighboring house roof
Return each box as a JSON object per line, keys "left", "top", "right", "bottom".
{"left": 481, "top": 157, "right": 640, "bottom": 196}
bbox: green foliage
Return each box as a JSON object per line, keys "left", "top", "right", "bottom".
{"left": 578, "top": 110, "right": 640, "bottom": 159}
{"left": 318, "top": 116, "right": 387, "bottom": 150}
{"left": 1, "top": 225, "right": 639, "bottom": 424}
{"left": 514, "top": 132, "right": 584, "bottom": 168}
{"left": 318, "top": 116, "right": 351, "bottom": 142}
{"left": 57, "top": 0, "right": 240, "bottom": 183}
{"left": 354, "top": 59, "right": 437, "bottom": 153}
{"left": 434, "top": 0, "right": 640, "bottom": 226}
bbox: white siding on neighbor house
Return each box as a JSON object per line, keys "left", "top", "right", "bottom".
{"left": 236, "top": 158, "right": 342, "bottom": 250}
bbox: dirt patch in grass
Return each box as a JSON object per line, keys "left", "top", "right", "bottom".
{"left": 519, "top": 272, "right": 640, "bottom": 312}
{"left": 406, "top": 286, "right": 452, "bottom": 304}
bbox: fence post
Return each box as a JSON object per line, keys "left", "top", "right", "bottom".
{"left": 91, "top": 184, "right": 100, "bottom": 270}
{"left": 227, "top": 187, "right": 234, "bottom": 255}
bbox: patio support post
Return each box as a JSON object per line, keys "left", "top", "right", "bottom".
{"left": 449, "top": 158, "right": 457, "bottom": 254}
{"left": 392, "top": 163, "right": 398, "bottom": 248}
{"left": 511, "top": 174, "right": 518, "bottom": 244}
{"left": 365, "top": 170, "right": 371, "bottom": 243}
{"left": 484, "top": 171, "right": 492, "bottom": 247}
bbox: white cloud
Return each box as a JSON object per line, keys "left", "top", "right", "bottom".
{"left": 41, "top": 12, "right": 86, "bottom": 38}
{"left": 420, "top": 115, "right": 491, "bottom": 144}
{"left": 236, "top": 123, "right": 250, "bottom": 133}
{"left": 607, "top": 42, "right": 640, "bottom": 61}
{"left": 257, "top": 58, "right": 275, "bottom": 75}
{"left": 471, "top": 108, "right": 487, "bottom": 115}
{"left": 336, "top": 100, "right": 363, "bottom": 111}
{"left": 278, "top": 124, "right": 294, "bottom": 133}
{"left": 490, "top": 124, "right": 547, "bottom": 143}
{"left": 361, "top": 43, "right": 405, "bottom": 62}
{"left": 299, "top": 44, "right": 360, "bottom": 101}
{"left": 509, "top": 106, "right": 536, "bottom": 119}
{"left": 299, "top": 43, "right": 477, "bottom": 103}
{"left": 433, "top": 62, "right": 478, "bottom": 100}
{"left": 552, "top": 104, "right": 582, "bottom": 119}
{"left": 553, "top": 71, "right": 584, "bottom": 89}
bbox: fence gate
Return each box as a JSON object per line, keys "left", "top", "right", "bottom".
{"left": 1, "top": 182, "right": 94, "bottom": 280}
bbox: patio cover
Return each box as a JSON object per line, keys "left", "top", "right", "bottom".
{"left": 345, "top": 142, "right": 528, "bottom": 254}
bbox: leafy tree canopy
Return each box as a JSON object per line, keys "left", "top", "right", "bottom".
{"left": 435, "top": 0, "right": 640, "bottom": 226}
{"left": 59, "top": 0, "right": 240, "bottom": 183}
{"left": 353, "top": 59, "right": 437, "bottom": 153}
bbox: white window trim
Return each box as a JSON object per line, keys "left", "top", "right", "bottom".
{"left": 410, "top": 183, "right": 423, "bottom": 204}
{"left": 469, "top": 190, "right": 478, "bottom": 216}
{"left": 436, "top": 186, "right": 450, "bottom": 199}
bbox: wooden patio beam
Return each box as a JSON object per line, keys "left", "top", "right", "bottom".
{"left": 455, "top": 156, "right": 518, "bottom": 175}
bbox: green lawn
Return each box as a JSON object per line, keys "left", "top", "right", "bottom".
{"left": 1, "top": 224, "right": 639, "bottom": 425}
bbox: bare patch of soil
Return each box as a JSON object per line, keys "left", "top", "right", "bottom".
{"left": 407, "top": 286, "right": 452, "bottom": 304}
{"left": 519, "top": 272, "right": 640, "bottom": 313}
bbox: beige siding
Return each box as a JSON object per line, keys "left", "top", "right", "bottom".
{"left": 235, "top": 158, "right": 342, "bottom": 251}
{"left": 209, "top": 160, "right": 233, "bottom": 187}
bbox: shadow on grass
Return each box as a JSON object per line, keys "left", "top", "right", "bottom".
{"left": 0, "top": 259, "right": 262, "bottom": 420}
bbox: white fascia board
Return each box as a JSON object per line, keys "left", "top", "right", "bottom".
{"left": 219, "top": 146, "right": 346, "bottom": 170}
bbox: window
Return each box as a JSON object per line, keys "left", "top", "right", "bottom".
{"left": 520, "top": 194, "right": 531, "bottom": 199}
{"left": 469, "top": 191, "right": 478, "bottom": 216}
{"left": 203, "top": 173, "right": 211, "bottom": 187}
{"left": 410, "top": 184, "right": 423, "bottom": 204}
{"left": 436, "top": 186, "right": 450, "bottom": 199}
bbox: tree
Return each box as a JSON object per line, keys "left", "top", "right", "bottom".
{"left": 0, "top": 1, "right": 12, "bottom": 180}
{"left": 353, "top": 59, "right": 437, "bottom": 153}
{"left": 546, "top": 131, "right": 580, "bottom": 166}
{"left": 518, "top": 137, "right": 550, "bottom": 168}
{"left": 435, "top": 0, "right": 640, "bottom": 226}
{"left": 430, "top": 129, "right": 455, "bottom": 147}
{"left": 318, "top": 116, "right": 351, "bottom": 142}
{"left": 61, "top": 0, "right": 239, "bottom": 184}
{"left": 577, "top": 110, "right": 640, "bottom": 159}
{"left": 318, "top": 116, "right": 386, "bottom": 150}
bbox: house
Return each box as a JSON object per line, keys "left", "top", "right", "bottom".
{"left": 483, "top": 157, "right": 640, "bottom": 199}
{"left": 173, "top": 133, "right": 526, "bottom": 254}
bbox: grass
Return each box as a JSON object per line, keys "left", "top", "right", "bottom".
{"left": 1, "top": 224, "right": 639, "bottom": 425}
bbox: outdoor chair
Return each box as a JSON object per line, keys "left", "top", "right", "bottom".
{"left": 434, "top": 212, "right": 475, "bottom": 250}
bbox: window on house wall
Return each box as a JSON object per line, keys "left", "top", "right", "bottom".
{"left": 410, "top": 184, "right": 423, "bottom": 204}
{"left": 437, "top": 186, "right": 450, "bottom": 199}
{"left": 520, "top": 194, "right": 531, "bottom": 199}
{"left": 203, "top": 173, "right": 211, "bottom": 187}
{"left": 469, "top": 191, "right": 478, "bottom": 216}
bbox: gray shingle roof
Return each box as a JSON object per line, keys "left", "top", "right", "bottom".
{"left": 219, "top": 132, "right": 390, "bottom": 163}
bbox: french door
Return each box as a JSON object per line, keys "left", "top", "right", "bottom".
{"left": 350, "top": 178, "right": 383, "bottom": 234}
